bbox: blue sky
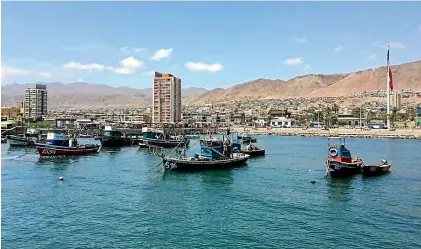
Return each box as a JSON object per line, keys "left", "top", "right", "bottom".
{"left": 2, "top": 2, "right": 421, "bottom": 89}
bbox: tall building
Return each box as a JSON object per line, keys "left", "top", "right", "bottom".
{"left": 24, "top": 83, "right": 48, "bottom": 120}
{"left": 152, "top": 72, "right": 181, "bottom": 123}
{"left": 389, "top": 91, "right": 402, "bottom": 110}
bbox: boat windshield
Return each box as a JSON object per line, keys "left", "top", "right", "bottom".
{"left": 104, "top": 130, "right": 122, "bottom": 137}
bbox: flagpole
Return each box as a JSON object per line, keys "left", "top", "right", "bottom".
{"left": 386, "top": 45, "right": 391, "bottom": 129}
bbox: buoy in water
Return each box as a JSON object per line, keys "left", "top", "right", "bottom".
{"left": 58, "top": 176, "right": 64, "bottom": 181}
{"left": 311, "top": 180, "right": 316, "bottom": 184}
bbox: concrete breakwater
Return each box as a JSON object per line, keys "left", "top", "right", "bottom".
{"left": 230, "top": 128, "right": 421, "bottom": 140}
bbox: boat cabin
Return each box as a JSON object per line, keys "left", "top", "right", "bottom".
{"left": 199, "top": 137, "right": 232, "bottom": 160}
{"left": 142, "top": 127, "right": 171, "bottom": 141}
{"left": 46, "top": 132, "right": 69, "bottom": 146}
{"left": 103, "top": 126, "right": 123, "bottom": 137}
{"left": 327, "top": 137, "right": 354, "bottom": 163}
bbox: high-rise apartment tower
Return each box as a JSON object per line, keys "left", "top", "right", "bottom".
{"left": 24, "top": 83, "right": 48, "bottom": 119}
{"left": 152, "top": 72, "right": 181, "bottom": 123}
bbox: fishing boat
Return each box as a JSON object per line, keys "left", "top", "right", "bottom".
{"left": 35, "top": 141, "right": 101, "bottom": 157}
{"left": 99, "top": 126, "right": 132, "bottom": 147}
{"left": 241, "top": 143, "right": 266, "bottom": 157}
{"left": 7, "top": 128, "right": 41, "bottom": 146}
{"left": 242, "top": 133, "right": 257, "bottom": 143}
{"left": 142, "top": 127, "right": 189, "bottom": 148}
{"left": 361, "top": 160, "right": 392, "bottom": 176}
{"left": 161, "top": 136, "right": 249, "bottom": 171}
{"left": 325, "top": 137, "right": 363, "bottom": 178}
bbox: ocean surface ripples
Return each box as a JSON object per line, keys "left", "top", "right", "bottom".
{"left": 2, "top": 136, "right": 421, "bottom": 248}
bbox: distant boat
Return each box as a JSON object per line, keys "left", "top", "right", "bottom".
{"left": 241, "top": 143, "right": 266, "bottom": 157}
{"left": 242, "top": 133, "right": 257, "bottom": 143}
{"left": 99, "top": 126, "right": 132, "bottom": 147}
{"left": 142, "top": 127, "right": 189, "bottom": 148}
{"left": 325, "top": 137, "right": 363, "bottom": 178}
{"left": 7, "top": 128, "right": 42, "bottom": 146}
{"left": 362, "top": 160, "right": 391, "bottom": 176}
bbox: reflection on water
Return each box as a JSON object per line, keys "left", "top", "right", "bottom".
{"left": 36, "top": 156, "right": 82, "bottom": 170}
{"left": 326, "top": 176, "right": 358, "bottom": 202}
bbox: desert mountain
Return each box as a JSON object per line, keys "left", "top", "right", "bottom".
{"left": 187, "top": 60, "right": 421, "bottom": 105}
{"left": 1, "top": 82, "right": 208, "bottom": 108}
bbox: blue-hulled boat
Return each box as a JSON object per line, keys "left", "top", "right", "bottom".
{"left": 161, "top": 136, "right": 249, "bottom": 171}
{"left": 325, "top": 137, "right": 363, "bottom": 178}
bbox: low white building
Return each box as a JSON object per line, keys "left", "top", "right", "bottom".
{"left": 270, "top": 117, "right": 295, "bottom": 127}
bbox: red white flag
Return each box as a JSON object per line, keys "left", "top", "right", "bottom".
{"left": 387, "top": 46, "right": 394, "bottom": 91}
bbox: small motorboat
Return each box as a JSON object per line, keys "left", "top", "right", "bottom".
{"left": 362, "top": 160, "right": 391, "bottom": 176}
{"left": 1, "top": 137, "right": 8, "bottom": 143}
{"left": 241, "top": 144, "right": 265, "bottom": 157}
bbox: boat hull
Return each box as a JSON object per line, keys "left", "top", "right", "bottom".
{"left": 100, "top": 136, "right": 132, "bottom": 147}
{"left": 241, "top": 149, "right": 265, "bottom": 157}
{"left": 362, "top": 164, "right": 391, "bottom": 176}
{"left": 162, "top": 154, "right": 249, "bottom": 171}
{"left": 7, "top": 136, "right": 36, "bottom": 146}
{"left": 35, "top": 144, "right": 100, "bottom": 157}
{"left": 326, "top": 160, "right": 362, "bottom": 178}
{"left": 145, "top": 139, "right": 189, "bottom": 148}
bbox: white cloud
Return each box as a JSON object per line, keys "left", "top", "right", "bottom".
{"left": 303, "top": 65, "right": 311, "bottom": 71}
{"left": 38, "top": 72, "right": 53, "bottom": 78}
{"left": 63, "top": 61, "right": 105, "bottom": 71}
{"left": 107, "top": 67, "right": 133, "bottom": 75}
{"left": 294, "top": 37, "right": 307, "bottom": 43}
{"left": 150, "top": 48, "right": 173, "bottom": 61}
{"left": 76, "top": 78, "right": 85, "bottom": 82}
{"left": 120, "top": 46, "right": 145, "bottom": 53}
{"left": 383, "top": 42, "right": 405, "bottom": 49}
{"left": 142, "top": 71, "right": 156, "bottom": 76}
{"left": 366, "top": 53, "right": 377, "bottom": 60}
{"left": 184, "top": 62, "right": 223, "bottom": 72}
{"left": 284, "top": 57, "right": 303, "bottom": 65}
{"left": 333, "top": 45, "right": 344, "bottom": 52}
{"left": 120, "top": 56, "right": 143, "bottom": 69}
{"left": 106, "top": 57, "right": 144, "bottom": 74}
{"left": 1, "top": 66, "right": 32, "bottom": 76}
{"left": 63, "top": 57, "right": 143, "bottom": 75}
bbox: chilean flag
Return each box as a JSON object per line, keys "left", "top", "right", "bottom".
{"left": 387, "top": 47, "right": 394, "bottom": 91}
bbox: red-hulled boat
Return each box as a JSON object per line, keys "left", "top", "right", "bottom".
{"left": 35, "top": 140, "right": 101, "bottom": 157}
{"left": 325, "top": 137, "right": 363, "bottom": 178}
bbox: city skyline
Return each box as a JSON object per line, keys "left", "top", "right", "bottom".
{"left": 1, "top": 2, "right": 421, "bottom": 89}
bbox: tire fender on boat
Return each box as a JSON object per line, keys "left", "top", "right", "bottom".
{"left": 329, "top": 148, "right": 338, "bottom": 157}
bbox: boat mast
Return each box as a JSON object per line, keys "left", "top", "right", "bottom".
{"left": 386, "top": 44, "right": 391, "bottom": 129}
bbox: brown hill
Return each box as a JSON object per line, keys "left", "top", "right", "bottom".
{"left": 188, "top": 60, "right": 421, "bottom": 105}
{"left": 309, "top": 60, "right": 421, "bottom": 97}
{"left": 1, "top": 82, "right": 208, "bottom": 108}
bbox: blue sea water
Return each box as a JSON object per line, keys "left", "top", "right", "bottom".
{"left": 1, "top": 136, "right": 421, "bottom": 248}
